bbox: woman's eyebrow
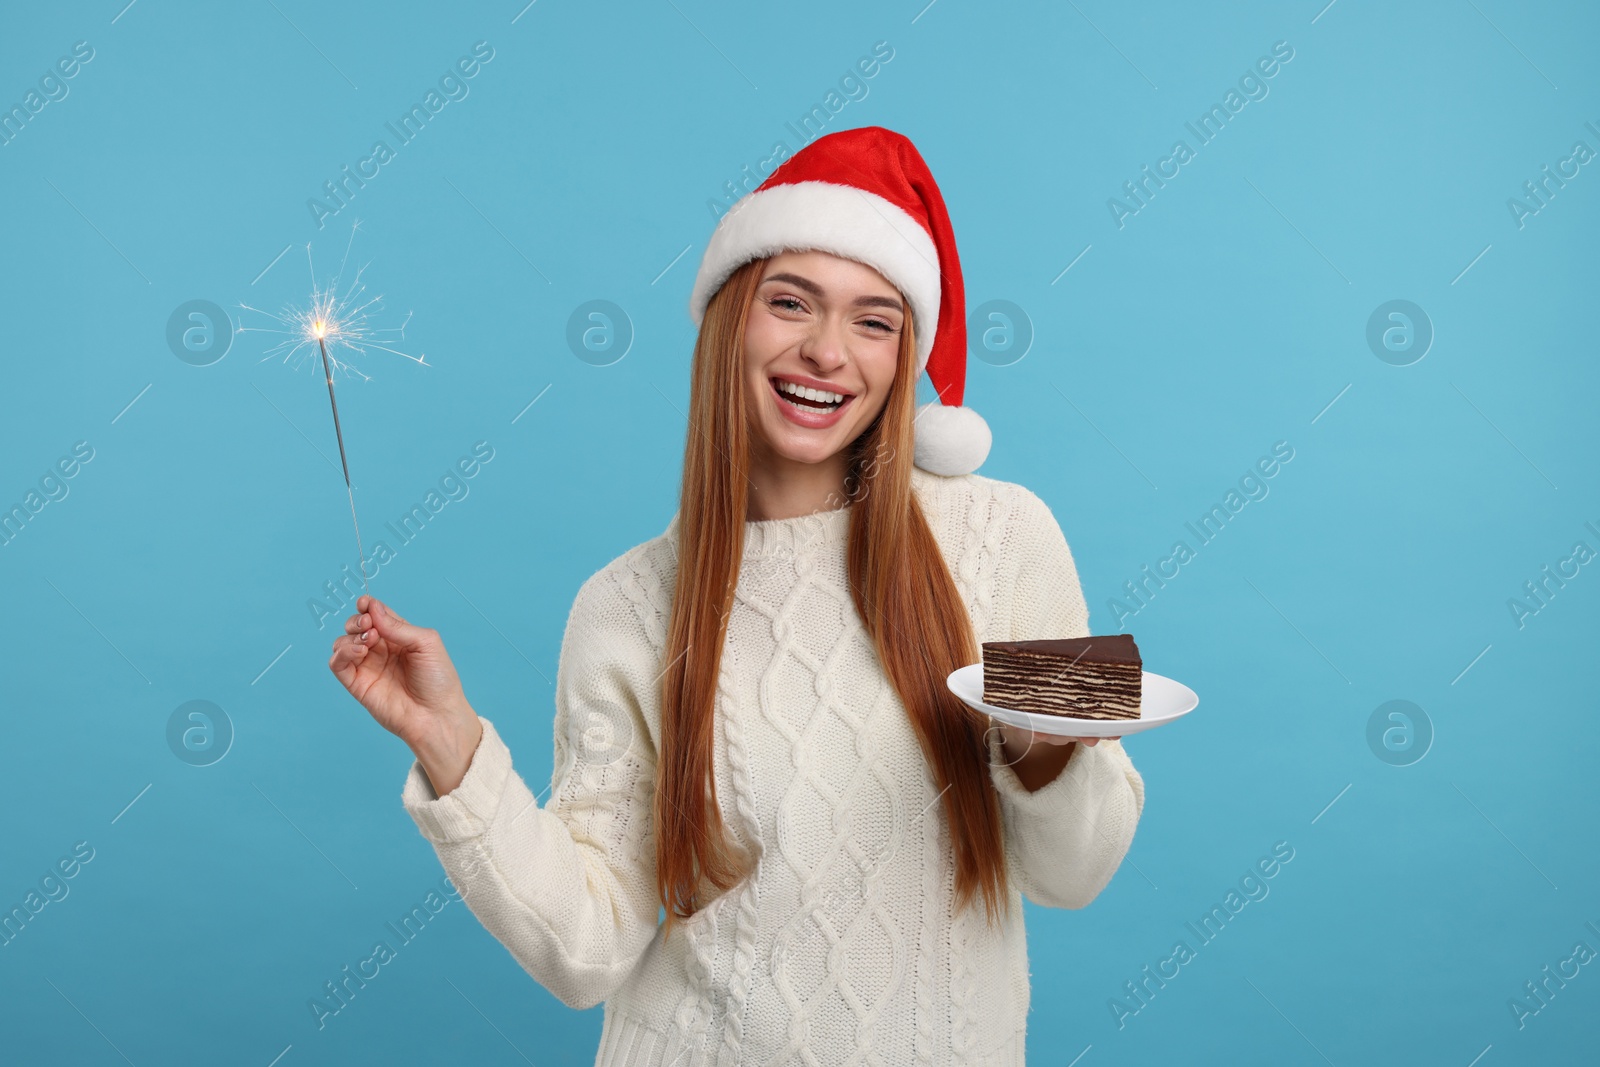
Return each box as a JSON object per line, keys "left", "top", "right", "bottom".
{"left": 763, "top": 272, "right": 823, "bottom": 296}
{"left": 763, "top": 272, "right": 903, "bottom": 312}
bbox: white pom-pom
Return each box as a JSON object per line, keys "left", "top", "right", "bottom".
{"left": 913, "top": 402, "right": 991, "bottom": 476}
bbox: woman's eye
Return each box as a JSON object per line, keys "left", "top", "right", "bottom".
{"left": 862, "top": 318, "right": 894, "bottom": 332}
{"left": 770, "top": 297, "right": 805, "bottom": 312}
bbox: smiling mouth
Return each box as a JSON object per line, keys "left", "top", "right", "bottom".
{"left": 771, "top": 377, "right": 853, "bottom": 413}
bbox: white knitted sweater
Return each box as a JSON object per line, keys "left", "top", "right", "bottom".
{"left": 401, "top": 468, "right": 1145, "bottom": 1066}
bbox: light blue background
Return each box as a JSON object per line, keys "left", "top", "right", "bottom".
{"left": 1, "top": 1, "right": 1596, "bottom": 1064}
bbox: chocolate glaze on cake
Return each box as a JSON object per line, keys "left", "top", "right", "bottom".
{"left": 981, "top": 634, "right": 1142, "bottom": 720}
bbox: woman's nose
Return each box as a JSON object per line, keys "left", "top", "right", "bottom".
{"left": 799, "top": 319, "right": 849, "bottom": 371}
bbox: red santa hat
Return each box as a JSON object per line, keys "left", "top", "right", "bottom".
{"left": 689, "top": 126, "right": 991, "bottom": 476}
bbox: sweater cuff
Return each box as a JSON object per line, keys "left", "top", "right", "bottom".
{"left": 987, "top": 730, "right": 1107, "bottom": 814}
{"left": 401, "top": 716, "right": 514, "bottom": 844}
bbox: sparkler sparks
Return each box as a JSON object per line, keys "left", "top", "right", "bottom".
{"left": 239, "top": 222, "right": 425, "bottom": 596}
{"left": 239, "top": 222, "right": 427, "bottom": 380}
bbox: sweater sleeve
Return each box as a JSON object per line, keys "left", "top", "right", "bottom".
{"left": 399, "top": 569, "right": 661, "bottom": 1010}
{"left": 986, "top": 485, "right": 1146, "bottom": 910}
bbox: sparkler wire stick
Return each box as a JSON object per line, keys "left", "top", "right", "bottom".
{"left": 239, "top": 224, "right": 426, "bottom": 600}
{"left": 316, "top": 328, "right": 369, "bottom": 599}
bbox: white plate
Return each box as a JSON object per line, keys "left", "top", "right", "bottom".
{"left": 945, "top": 663, "right": 1199, "bottom": 738}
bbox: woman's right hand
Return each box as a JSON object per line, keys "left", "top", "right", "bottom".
{"left": 328, "top": 595, "right": 482, "bottom": 792}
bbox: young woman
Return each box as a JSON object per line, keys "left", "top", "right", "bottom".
{"left": 329, "top": 126, "right": 1143, "bottom": 1065}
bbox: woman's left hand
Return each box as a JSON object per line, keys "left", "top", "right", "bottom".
{"left": 995, "top": 723, "right": 1123, "bottom": 779}
{"left": 998, "top": 723, "right": 1120, "bottom": 750}
{"left": 992, "top": 722, "right": 1121, "bottom": 790}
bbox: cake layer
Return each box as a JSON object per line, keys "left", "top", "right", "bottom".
{"left": 983, "top": 670, "right": 1141, "bottom": 708}
{"left": 984, "top": 684, "right": 1141, "bottom": 720}
{"left": 984, "top": 678, "right": 1142, "bottom": 719}
{"left": 982, "top": 633, "right": 1140, "bottom": 667}
{"left": 981, "top": 634, "right": 1143, "bottom": 720}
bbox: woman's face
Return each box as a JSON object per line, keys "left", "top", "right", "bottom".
{"left": 743, "top": 250, "right": 905, "bottom": 468}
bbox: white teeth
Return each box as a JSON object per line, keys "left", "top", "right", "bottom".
{"left": 776, "top": 379, "right": 845, "bottom": 405}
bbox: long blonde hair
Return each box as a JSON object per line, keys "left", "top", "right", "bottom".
{"left": 655, "top": 258, "right": 1010, "bottom": 938}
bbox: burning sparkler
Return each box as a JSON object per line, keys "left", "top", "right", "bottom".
{"left": 239, "top": 222, "right": 425, "bottom": 596}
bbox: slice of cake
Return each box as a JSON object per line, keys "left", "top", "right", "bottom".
{"left": 981, "top": 634, "right": 1142, "bottom": 720}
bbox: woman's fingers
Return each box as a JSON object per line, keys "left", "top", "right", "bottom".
{"left": 359, "top": 595, "right": 408, "bottom": 626}
{"left": 999, "top": 720, "right": 1125, "bottom": 749}
{"left": 364, "top": 598, "right": 429, "bottom": 651}
{"left": 1028, "top": 734, "right": 1097, "bottom": 747}
{"left": 1023, "top": 729, "right": 1076, "bottom": 747}
{"left": 1002, "top": 724, "right": 1087, "bottom": 748}
{"left": 328, "top": 633, "right": 368, "bottom": 675}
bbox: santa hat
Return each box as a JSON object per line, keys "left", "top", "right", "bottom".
{"left": 689, "top": 126, "right": 991, "bottom": 476}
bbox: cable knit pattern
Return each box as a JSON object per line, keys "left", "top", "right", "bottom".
{"left": 914, "top": 806, "right": 941, "bottom": 1067}
{"left": 400, "top": 468, "right": 1145, "bottom": 1065}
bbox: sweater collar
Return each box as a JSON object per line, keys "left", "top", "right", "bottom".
{"left": 741, "top": 502, "right": 853, "bottom": 558}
